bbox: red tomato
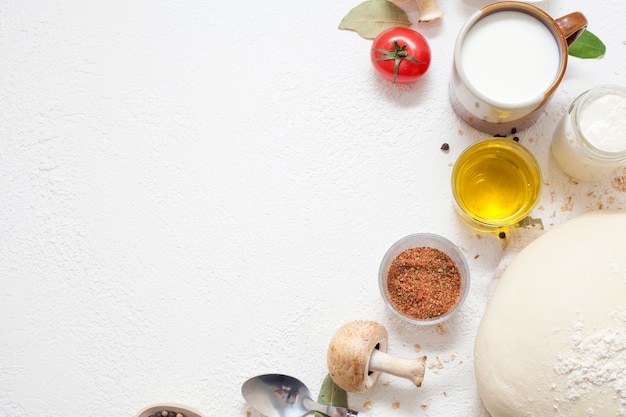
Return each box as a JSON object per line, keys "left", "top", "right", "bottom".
{"left": 371, "top": 27, "right": 431, "bottom": 84}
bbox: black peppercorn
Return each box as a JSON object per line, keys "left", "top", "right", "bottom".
{"left": 513, "top": 136, "right": 519, "bottom": 142}
{"left": 440, "top": 143, "right": 450, "bottom": 151}
{"left": 498, "top": 231, "right": 506, "bottom": 239}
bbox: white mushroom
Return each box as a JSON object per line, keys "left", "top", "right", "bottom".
{"left": 415, "top": 0, "right": 443, "bottom": 22}
{"left": 327, "top": 320, "right": 427, "bottom": 393}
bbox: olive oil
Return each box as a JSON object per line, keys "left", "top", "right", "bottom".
{"left": 452, "top": 139, "right": 541, "bottom": 230}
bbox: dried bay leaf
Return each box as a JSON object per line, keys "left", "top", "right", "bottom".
{"left": 518, "top": 216, "right": 544, "bottom": 230}
{"left": 568, "top": 29, "right": 606, "bottom": 59}
{"left": 339, "top": 0, "right": 411, "bottom": 39}
{"left": 315, "top": 374, "right": 348, "bottom": 417}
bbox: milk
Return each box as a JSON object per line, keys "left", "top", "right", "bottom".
{"left": 461, "top": 11, "right": 561, "bottom": 105}
{"left": 551, "top": 86, "right": 626, "bottom": 181}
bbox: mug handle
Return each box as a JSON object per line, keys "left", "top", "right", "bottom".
{"left": 556, "top": 12, "right": 588, "bottom": 46}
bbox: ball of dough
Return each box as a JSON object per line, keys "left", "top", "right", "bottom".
{"left": 475, "top": 210, "right": 626, "bottom": 417}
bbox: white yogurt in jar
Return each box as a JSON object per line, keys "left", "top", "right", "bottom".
{"left": 578, "top": 93, "right": 626, "bottom": 151}
{"left": 551, "top": 85, "right": 626, "bottom": 181}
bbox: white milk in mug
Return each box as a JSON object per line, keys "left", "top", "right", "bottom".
{"left": 461, "top": 11, "right": 560, "bottom": 105}
{"left": 551, "top": 85, "right": 626, "bottom": 181}
{"left": 450, "top": 2, "right": 587, "bottom": 134}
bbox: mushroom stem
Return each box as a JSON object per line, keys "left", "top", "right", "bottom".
{"left": 415, "top": 0, "right": 443, "bottom": 22}
{"left": 369, "top": 349, "right": 427, "bottom": 387}
{"left": 327, "top": 320, "right": 428, "bottom": 393}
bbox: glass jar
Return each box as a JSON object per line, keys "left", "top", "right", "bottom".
{"left": 551, "top": 85, "right": 626, "bottom": 181}
{"left": 451, "top": 138, "right": 542, "bottom": 233}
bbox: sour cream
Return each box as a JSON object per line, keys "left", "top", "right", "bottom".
{"left": 551, "top": 85, "right": 626, "bottom": 181}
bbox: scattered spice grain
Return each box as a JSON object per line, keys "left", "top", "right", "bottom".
{"left": 440, "top": 143, "right": 450, "bottom": 151}
{"left": 151, "top": 411, "right": 183, "bottom": 417}
{"left": 386, "top": 246, "right": 461, "bottom": 320}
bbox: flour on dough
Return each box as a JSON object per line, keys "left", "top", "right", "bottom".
{"left": 474, "top": 210, "right": 626, "bottom": 417}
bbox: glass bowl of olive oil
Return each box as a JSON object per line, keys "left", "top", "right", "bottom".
{"left": 451, "top": 138, "right": 542, "bottom": 232}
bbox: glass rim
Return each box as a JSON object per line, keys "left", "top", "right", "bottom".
{"left": 570, "top": 84, "right": 626, "bottom": 161}
{"left": 451, "top": 138, "right": 542, "bottom": 227}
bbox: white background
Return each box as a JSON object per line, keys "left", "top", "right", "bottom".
{"left": 1, "top": 1, "right": 625, "bottom": 416}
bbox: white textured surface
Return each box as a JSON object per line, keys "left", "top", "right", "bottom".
{"left": 0, "top": 1, "right": 625, "bottom": 416}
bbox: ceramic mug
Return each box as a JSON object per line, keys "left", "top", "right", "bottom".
{"left": 449, "top": 2, "right": 587, "bottom": 135}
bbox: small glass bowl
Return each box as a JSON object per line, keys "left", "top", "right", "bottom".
{"left": 378, "top": 233, "right": 470, "bottom": 326}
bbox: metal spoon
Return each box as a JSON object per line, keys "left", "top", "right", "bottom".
{"left": 242, "top": 374, "right": 369, "bottom": 417}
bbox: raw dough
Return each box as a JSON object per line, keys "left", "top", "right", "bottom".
{"left": 475, "top": 210, "right": 626, "bottom": 417}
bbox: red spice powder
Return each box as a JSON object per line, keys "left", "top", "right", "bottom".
{"left": 386, "top": 246, "right": 461, "bottom": 320}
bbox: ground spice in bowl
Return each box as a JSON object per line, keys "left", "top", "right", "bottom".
{"left": 379, "top": 233, "right": 470, "bottom": 325}
{"left": 387, "top": 247, "right": 462, "bottom": 320}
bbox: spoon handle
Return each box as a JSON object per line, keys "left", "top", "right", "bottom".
{"left": 304, "top": 399, "right": 367, "bottom": 417}
{"left": 314, "top": 405, "right": 361, "bottom": 417}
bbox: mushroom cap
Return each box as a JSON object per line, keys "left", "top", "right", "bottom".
{"left": 327, "top": 320, "right": 389, "bottom": 393}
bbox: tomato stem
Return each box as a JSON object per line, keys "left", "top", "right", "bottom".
{"left": 372, "top": 40, "right": 425, "bottom": 84}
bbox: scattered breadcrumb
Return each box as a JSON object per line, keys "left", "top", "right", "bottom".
{"left": 474, "top": 254, "right": 479, "bottom": 259}
{"left": 382, "top": 381, "right": 391, "bottom": 386}
{"left": 568, "top": 177, "right": 579, "bottom": 185}
{"left": 560, "top": 196, "right": 574, "bottom": 211}
{"left": 458, "top": 129, "right": 463, "bottom": 135}
{"left": 246, "top": 411, "right": 251, "bottom": 417}
{"left": 391, "top": 402, "right": 400, "bottom": 409}
{"left": 363, "top": 401, "right": 373, "bottom": 409}
{"left": 450, "top": 353, "right": 457, "bottom": 361}
{"left": 435, "top": 356, "right": 444, "bottom": 369}
{"left": 428, "top": 362, "right": 436, "bottom": 370}
{"left": 420, "top": 398, "right": 432, "bottom": 410}
{"left": 414, "top": 343, "right": 421, "bottom": 352}
{"left": 437, "top": 323, "right": 447, "bottom": 334}
{"left": 613, "top": 173, "right": 626, "bottom": 192}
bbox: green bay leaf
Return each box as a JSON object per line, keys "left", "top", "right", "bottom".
{"left": 315, "top": 374, "right": 348, "bottom": 417}
{"left": 339, "top": 0, "right": 411, "bottom": 39}
{"left": 569, "top": 29, "right": 606, "bottom": 59}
